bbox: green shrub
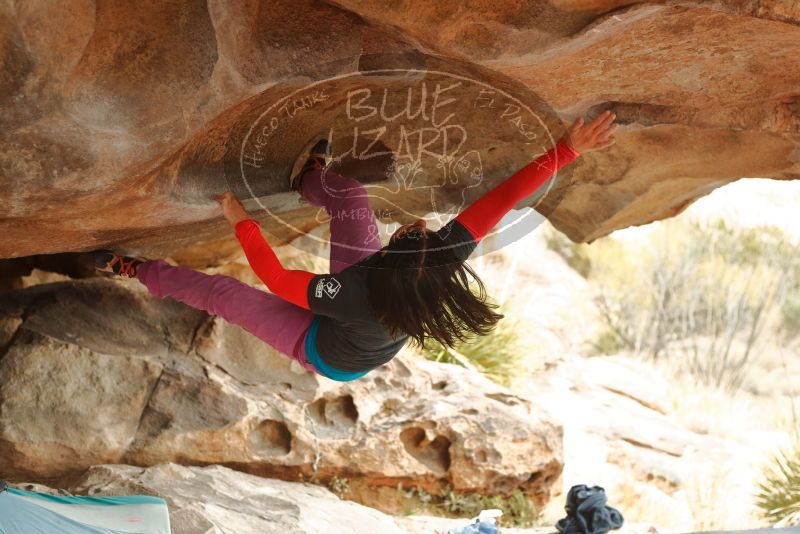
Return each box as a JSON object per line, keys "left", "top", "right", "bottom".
{"left": 440, "top": 486, "right": 541, "bottom": 527}
{"left": 398, "top": 483, "right": 542, "bottom": 527}
{"left": 419, "top": 300, "right": 526, "bottom": 386}
{"left": 327, "top": 476, "right": 350, "bottom": 499}
{"left": 586, "top": 218, "right": 800, "bottom": 391}
{"left": 544, "top": 227, "right": 592, "bottom": 277}
{"left": 591, "top": 328, "right": 625, "bottom": 355}
{"left": 756, "top": 445, "right": 800, "bottom": 526}
{"left": 781, "top": 293, "right": 800, "bottom": 338}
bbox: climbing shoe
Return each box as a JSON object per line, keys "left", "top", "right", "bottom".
{"left": 289, "top": 138, "right": 332, "bottom": 193}
{"left": 90, "top": 250, "right": 146, "bottom": 278}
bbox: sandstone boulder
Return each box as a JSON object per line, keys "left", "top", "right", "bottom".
{"left": 12, "top": 463, "right": 660, "bottom": 534}
{"left": 0, "top": 277, "right": 562, "bottom": 508}
{"left": 1, "top": 2, "right": 798, "bottom": 263}
{"left": 519, "top": 354, "right": 769, "bottom": 530}
{"left": 68, "top": 463, "right": 405, "bottom": 534}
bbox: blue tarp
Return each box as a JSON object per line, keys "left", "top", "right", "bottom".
{"left": 0, "top": 483, "right": 170, "bottom": 534}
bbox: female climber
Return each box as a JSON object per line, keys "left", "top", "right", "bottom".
{"left": 94, "top": 111, "right": 618, "bottom": 382}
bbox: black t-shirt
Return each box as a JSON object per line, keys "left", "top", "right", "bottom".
{"left": 305, "top": 218, "right": 478, "bottom": 372}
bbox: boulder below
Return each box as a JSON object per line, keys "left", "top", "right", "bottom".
{"left": 0, "top": 277, "right": 562, "bottom": 508}
{"left": 13, "top": 462, "right": 661, "bottom": 534}
{"left": 28, "top": 463, "right": 404, "bottom": 534}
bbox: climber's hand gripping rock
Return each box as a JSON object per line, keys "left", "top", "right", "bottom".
{"left": 217, "top": 191, "right": 250, "bottom": 228}
{"left": 564, "top": 110, "right": 619, "bottom": 153}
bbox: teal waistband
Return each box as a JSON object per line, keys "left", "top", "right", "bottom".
{"left": 305, "top": 316, "right": 369, "bottom": 382}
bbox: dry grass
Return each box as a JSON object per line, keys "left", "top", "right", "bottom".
{"left": 610, "top": 475, "right": 687, "bottom": 529}
{"left": 654, "top": 354, "right": 799, "bottom": 529}
{"left": 682, "top": 458, "right": 762, "bottom": 530}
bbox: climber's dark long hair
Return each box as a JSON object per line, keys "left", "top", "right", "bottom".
{"left": 361, "top": 229, "right": 504, "bottom": 349}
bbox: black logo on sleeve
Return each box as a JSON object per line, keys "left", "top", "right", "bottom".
{"left": 315, "top": 277, "right": 342, "bottom": 299}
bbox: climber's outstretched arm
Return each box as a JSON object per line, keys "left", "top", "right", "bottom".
{"left": 452, "top": 111, "right": 618, "bottom": 242}
{"left": 453, "top": 136, "right": 580, "bottom": 242}
{"left": 235, "top": 220, "right": 314, "bottom": 309}
{"left": 218, "top": 192, "right": 314, "bottom": 310}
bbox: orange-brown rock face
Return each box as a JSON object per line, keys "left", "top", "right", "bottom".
{"left": 1, "top": 1, "right": 798, "bottom": 260}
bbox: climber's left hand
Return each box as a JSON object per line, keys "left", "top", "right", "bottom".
{"left": 564, "top": 110, "right": 619, "bottom": 153}
{"left": 217, "top": 191, "right": 250, "bottom": 228}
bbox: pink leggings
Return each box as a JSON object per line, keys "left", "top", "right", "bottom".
{"left": 137, "top": 167, "right": 382, "bottom": 372}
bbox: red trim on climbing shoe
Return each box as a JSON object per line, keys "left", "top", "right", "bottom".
{"left": 95, "top": 252, "right": 143, "bottom": 278}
